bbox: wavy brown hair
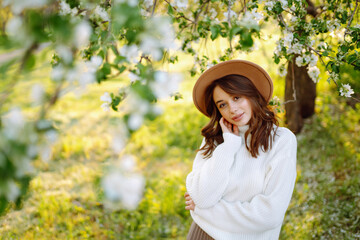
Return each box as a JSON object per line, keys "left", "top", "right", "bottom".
{"left": 199, "top": 74, "right": 278, "bottom": 158}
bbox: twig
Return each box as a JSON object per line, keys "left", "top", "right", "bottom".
{"left": 350, "top": 96, "right": 360, "bottom": 103}
{"left": 139, "top": 55, "right": 152, "bottom": 63}
{"left": 344, "top": 0, "right": 359, "bottom": 40}
{"left": 277, "top": 14, "right": 291, "bottom": 32}
{"left": 40, "top": 81, "right": 65, "bottom": 120}
{"left": 0, "top": 43, "right": 38, "bottom": 108}
{"left": 307, "top": 45, "right": 339, "bottom": 88}
{"left": 228, "top": 0, "right": 233, "bottom": 52}
{"left": 151, "top": 0, "right": 157, "bottom": 17}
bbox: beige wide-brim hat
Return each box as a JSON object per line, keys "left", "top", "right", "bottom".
{"left": 193, "top": 59, "right": 273, "bottom": 117}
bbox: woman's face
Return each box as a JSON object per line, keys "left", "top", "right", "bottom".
{"left": 213, "top": 85, "right": 252, "bottom": 127}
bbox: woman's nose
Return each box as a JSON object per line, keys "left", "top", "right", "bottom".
{"left": 229, "top": 102, "right": 237, "bottom": 113}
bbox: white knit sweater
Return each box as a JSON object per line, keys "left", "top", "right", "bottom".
{"left": 186, "top": 125, "right": 297, "bottom": 240}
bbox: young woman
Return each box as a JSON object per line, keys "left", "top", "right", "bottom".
{"left": 184, "top": 60, "right": 297, "bottom": 240}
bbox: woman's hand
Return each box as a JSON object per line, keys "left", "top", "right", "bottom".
{"left": 219, "top": 117, "right": 239, "bottom": 136}
{"left": 184, "top": 192, "right": 195, "bottom": 211}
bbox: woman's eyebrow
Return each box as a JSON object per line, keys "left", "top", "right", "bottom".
{"left": 215, "top": 99, "right": 224, "bottom": 105}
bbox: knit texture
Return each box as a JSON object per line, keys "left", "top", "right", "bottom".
{"left": 186, "top": 125, "right": 297, "bottom": 240}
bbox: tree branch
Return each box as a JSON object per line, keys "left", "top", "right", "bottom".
{"left": 305, "top": 0, "right": 318, "bottom": 17}
{"left": 344, "top": 0, "right": 359, "bottom": 40}
{"left": 151, "top": 0, "right": 157, "bottom": 17}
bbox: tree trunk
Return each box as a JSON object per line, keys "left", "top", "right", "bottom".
{"left": 285, "top": 59, "right": 317, "bottom": 134}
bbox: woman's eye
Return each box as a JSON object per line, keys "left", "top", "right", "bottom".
{"left": 234, "top": 96, "right": 240, "bottom": 101}
{"left": 219, "top": 103, "right": 226, "bottom": 108}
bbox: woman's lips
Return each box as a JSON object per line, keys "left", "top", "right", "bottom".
{"left": 232, "top": 113, "right": 244, "bottom": 121}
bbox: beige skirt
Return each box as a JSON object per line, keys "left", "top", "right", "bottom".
{"left": 187, "top": 221, "right": 214, "bottom": 240}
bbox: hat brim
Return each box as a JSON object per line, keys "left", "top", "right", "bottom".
{"left": 192, "top": 60, "right": 273, "bottom": 117}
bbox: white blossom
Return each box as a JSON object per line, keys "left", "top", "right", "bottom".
{"left": 283, "top": 31, "right": 294, "bottom": 47}
{"left": 101, "top": 103, "right": 110, "bottom": 111}
{"left": 208, "top": 8, "right": 218, "bottom": 19}
{"left": 251, "top": 8, "right": 264, "bottom": 22}
{"left": 172, "top": 0, "right": 188, "bottom": 10}
{"left": 5, "top": 16, "right": 28, "bottom": 43}
{"left": 303, "top": 55, "right": 311, "bottom": 64}
{"left": 140, "top": 37, "right": 163, "bottom": 61}
{"left": 265, "top": 1, "right": 275, "bottom": 11}
{"left": 4, "top": 180, "right": 20, "bottom": 201}
{"left": 143, "top": 0, "right": 153, "bottom": 8}
{"left": 120, "top": 45, "right": 140, "bottom": 63}
{"left": 31, "top": 83, "right": 45, "bottom": 105}
{"left": 279, "top": 0, "right": 288, "bottom": 8}
{"left": 15, "top": 157, "right": 35, "bottom": 177}
{"left": 62, "top": 57, "right": 101, "bottom": 90}
{"left": 59, "top": 0, "right": 78, "bottom": 16}
{"left": 339, "top": 84, "right": 354, "bottom": 98}
{"left": 274, "top": 40, "right": 283, "bottom": 55}
{"left": 307, "top": 66, "right": 320, "bottom": 83}
{"left": 239, "top": 11, "right": 260, "bottom": 29}
{"left": 3, "top": 0, "right": 47, "bottom": 14}
{"left": 111, "top": 126, "right": 128, "bottom": 153}
{"left": 128, "top": 72, "right": 140, "bottom": 83}
{"left": 228, "top": 9, "right": 238, "bottom": 20}
{"left": 120, "top": 155, "right": 136, "bottom": 172}
{"left": 151, "top": 71, "right": 183, "bottom": 99}
{"left": 330, "top": 28, "right": 345, "bottom": 39}
{"left": 328, "top": 72, "right": 339, "bottom": 81}
{"left": 51, "top": 64, "right": 65, "bottom": 81}
{"left": 100, "top": 94, "right": 111, "bottom": 110}
{"left": 272, "top": 96, "right": 281, "bottom": 103}
{"left": 101, "top": 92, "right": 112, "bottom": 103}
{"left": 287, "top": 42, "right": 303, "bottom": 54}
{"left": 128, "top": 113, "right": 144, "bottom": 130}
{"left": 56, "top": 45, "right": 73, "bottom": 64}
{"left": 121, "top": 91, "right": 150, "bottom": 115}
{"left": 45, "top": 130, "right": 58, "bottom": 143}
{"left": 2, "top": 107, "right": 25, "bottom": 140}
{"left": 295, "top": 56, "right": 304, "bottom": 67}
{"left": 327, "top": 19, "right": 341, "bottom": 32}
{"left": 102, "top": 172, "right": 144, "bottom": 210}
{"left": 290, "top": 15, "right": 298, "bottom": 23}
{"left": 94, "top": 6, "right": 110, "bottom": 22}
{"left": 309, "top": 54, "right": 318, "bottom": 67}
{"left": 73, "top": 21, "right": 92, "bottom": 48}
{"left": 40, "top": 144, "right": 52, "bottom": 162}
{"left": 86, "top": 56, "right": 103, "bottom": 71}
{"left": 277, "top": 64, "right": 287, "bottom": 77}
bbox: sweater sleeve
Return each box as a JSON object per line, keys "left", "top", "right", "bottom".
{"left": 193, "top": 131, "right": 297, "bottom": 233}
{"left": 186, "top": 133, "right": 242, "bottom": 208}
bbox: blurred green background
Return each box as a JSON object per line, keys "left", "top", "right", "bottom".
{"left": 0, "top": 36, "right": 359, "bottom": 239}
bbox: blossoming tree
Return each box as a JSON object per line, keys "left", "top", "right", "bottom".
{"left": 0, "top": 0, "right": 359, "bottom": 213}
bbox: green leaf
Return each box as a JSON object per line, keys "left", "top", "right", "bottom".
{"left": 230, "top": 26, "right": 242, "bottom": 39}
{"left": 167, "top": 4, "right": 174, "bottom": 15}
{"left": 210, "top": 25, "right": 220, "bottom": 41}
{"left": 239, "top": 31, "right": 253, "bottom": 48}
{"left": 347, "top": 54, "right": 357, "bottom": 64}
{"left": 274, "top": 55, "right": 280, "bottom": 64}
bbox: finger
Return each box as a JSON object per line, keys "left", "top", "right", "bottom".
{"left": 234, "top": 124, "right": 239, "bottom": 135}
{"left": 185, "top": 196, "right": 191, "bottom": 201}
{"left": 184, "top": 192, "right": 189, "bottom": 197}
